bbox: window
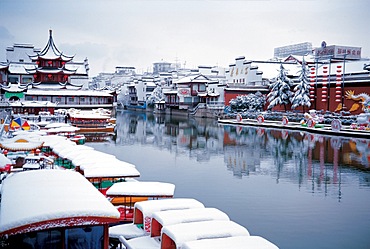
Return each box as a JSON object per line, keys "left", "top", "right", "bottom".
{"left": 199, "top": 84, "right": 206, "bottom": 91}
{"left": 68, "top": 97, "right": 75, "bottom": 102}
{"left": 4, "top": 226, "right": 104, "bottom": 249}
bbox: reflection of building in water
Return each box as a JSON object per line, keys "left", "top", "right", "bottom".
{"left": 115, "top": 112, "right": 224, "bottom": 161}
{"left": 115, "top": 111, "right": 370, "bottom": 200}
{"left": 224, "top": 145, "right": 261, "bottom": 178}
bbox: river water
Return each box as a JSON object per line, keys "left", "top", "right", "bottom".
{"left": 88, "top": 110, "right": 370, "bottom": 249}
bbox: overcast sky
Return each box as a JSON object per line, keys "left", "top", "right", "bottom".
{"left": 0, "top": 0, "right": 369, "bottom": 77}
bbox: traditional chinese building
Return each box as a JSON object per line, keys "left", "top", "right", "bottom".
{"left": 0, "top": 30, "right": 115, "bottom": 114}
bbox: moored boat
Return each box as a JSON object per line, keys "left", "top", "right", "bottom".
{"left": 106, "top": 181, "right": 176, "bottom": 222}
{"left": 109, "top": 198, "right": 205, "bottom": 241}
{"left": 68, "top": 110, "right": 115, "bottom": 133}
{"left": 0, "top": 170, "right": 120, "bottom": 249}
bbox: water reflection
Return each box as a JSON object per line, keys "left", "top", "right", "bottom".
{"left": 114, "top": 111, "right": 370, "bottom": 201}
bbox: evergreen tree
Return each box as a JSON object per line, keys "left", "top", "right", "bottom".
{"left": 267, "top": 63, "right": 293, "bottom": 111}
{"left": 147, "top": 85, "right": 164, "bottom": 107}
{"left": 291, "top": 57, "right": 311, "bottom": 111}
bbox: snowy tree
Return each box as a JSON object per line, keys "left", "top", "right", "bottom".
{"left": 229, "top": 92, "right": 266, "bottom": 112}
{"left": 291, "top": 57, "right": 311, "bottom": 111}
{"left": 147, "top": 85, "right": 164, "bottom": 107}
{"left": 267, "top": 63, "right": 294, "bottom": 111}
{"left": 117, "top": 89, "right": 129, "bottom": 107}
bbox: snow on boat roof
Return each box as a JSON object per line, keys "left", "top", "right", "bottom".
{"left": 57, "top": 145, "right": 95, "bottom": 158}
{"left": 106, "top": 181, "right": 175, "bottom": 197}
{"left": 71, "top": 153, "right": 117, "bottom": 167}
{"left": 44, "top": 122, "right": 75, "bottom": 129}
{"left": 83, "top": 164, "right": 140, "bottom": 178}
{"left": 134, "top": 198, "right": 205, "bottom": 216}
{"left": 152, "top": 207, "right": 229, "bottom": 227}
{"left": 0, "top": 135, "right": 44, "bottom": 151}
{"left": 182, "top": 235, "right": 279, "bottom": 249}
{"left": 0, "top": 170, "right": 120, "bottom": 236}
{"left": 161, "top": 220, "right": 250, "bottom": 246}
{"left": 109, "top": 223, "right": 146, "bottom": 239}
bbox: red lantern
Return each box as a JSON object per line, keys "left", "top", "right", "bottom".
{"left": 48, "top": 74, "right": 52, "bottom": 79}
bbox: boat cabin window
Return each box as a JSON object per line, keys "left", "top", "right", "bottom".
{"left": 2, "top": 225, "right": 104, "bottom": 249}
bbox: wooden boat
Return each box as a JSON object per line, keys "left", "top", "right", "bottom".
{"left": 106, "top": 181, "right": 175, "bottom": 222}
{"left": 0, "top": 170, "right": 120, "bottom": 249}
{"left": 68, "top": 111, "right": 115, "bottom": 133}
{"left": 109, "top": 198, "right": 205, "bottom": 243}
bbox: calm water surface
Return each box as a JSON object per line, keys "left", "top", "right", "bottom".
{"left": 88, "top": 111, "right": 370, "bottom": 249}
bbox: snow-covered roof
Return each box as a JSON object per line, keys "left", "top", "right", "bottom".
{"left": 26, "top": 89, "right": 113, "bottom": 97}
{"left": 175, "top": 74, "right": 210, "bottom": 84}
{"left": 109, "top": 223, "right": 146, "bottom": 239}
{"left": 252, "top": 62, "right": 301, "bottom": 79}
{"left": 0, "top": 135, "right": 44, "bottom": 151}
{"left": 65, "top": 62, "right": 88, "bottom": 75}
{"left": 29, "top": 30, "right": 74, "bottom": 62}
{"left": 83, "top": 164, "right": 140, "bottom": 178}
{"left": 182, "top": 235, "right": 279, "bottom": 249}
{"left": 134, "top": 198, "right": 204, "bottom": 216}
{"left": 55, "top": 144, "right": 94, "bottom": 158}
{"left": 106, "top": 181, "right": 175, "bottom": 197}
{"left": 0, "top": 170, "right": 120, "bottom": 236}
{"left": 2, "top": 83, "right": 25, "bottom": 93}
{"left": 8, "top": 100, "right": 57, "bottom": 107}
{"left": 151, "top": 208, "right": 229, "bottom": 229}
{"left": 8, "top": 63, "right": 35, "bottom": 74}
{"left": 161, "top": 220, "right": 250, "bottom": 247}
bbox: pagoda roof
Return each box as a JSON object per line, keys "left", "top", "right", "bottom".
{"left": 0, "top": 62, "right": 8, "bottom": 70}
{"left": 26, "top": 89, "right": 113, "bottom": 97}
{"left": 27, "top": 67, "right": 77, "bottom": 75}
{"left": 29, "top": 30, "right": 74, "bottom": 62}
{"left": 0, "top": 83, "right": 25, "bottom": 93}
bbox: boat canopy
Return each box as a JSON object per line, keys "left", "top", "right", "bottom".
{"left": 109, "top": 198, "right": 205, "bottom": 240}
{"left": 0, "top": 170, "right": 120, "bottom": 236}
{"left": 150, "top": 207, "right": 230, "bottom": 237}
{"left": 161, "top": 220, "right": 250, "bottom": 249}
{"left": 106, "top": 181, "right": 175, "bottom": 197}
{"left": 182, "top": 235, "right": 279, "bottom": 249}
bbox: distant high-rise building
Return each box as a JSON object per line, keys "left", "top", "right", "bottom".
{"left": 274, "top": 42, "right": 313, "bottom": 58}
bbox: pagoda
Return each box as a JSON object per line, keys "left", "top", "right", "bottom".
{"left": 25, "top": 30, "right": 84, "bottom": 89}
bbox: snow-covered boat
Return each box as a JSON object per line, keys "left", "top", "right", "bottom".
{"left": 68, "top": 111, "right": 115, "bottom": 133}
{"left": 106, "top": 181, "right": 176, "bottom": 222}
{"left": 0, "top": 170, "right": 120, "bottom": 249}
{"left": 109, "top": 198, "right": 205, "bottom": 244}
{"left": 121, "top": 220, "right": 250, "bottom": 249}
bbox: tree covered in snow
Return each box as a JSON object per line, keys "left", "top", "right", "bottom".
{"left": 229, "top": 92, "right": 266, "bottom": 112}
{"left": 117, "top": 89, "right": 129, "bottom": 107}
{"left": 267, "top": 63, "right": 293, "bottom": 111}
{"left": 291, "top": 57, "right": 311, "bottom": 111}
{"left": 147, "top": 85, "right": 164, "bottom": 107}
